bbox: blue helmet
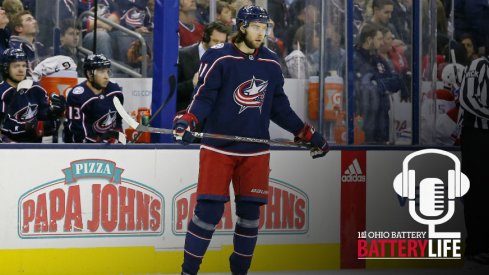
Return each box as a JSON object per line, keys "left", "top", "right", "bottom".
{"left": 1, "top": 48, "right": 28, "bottom": 75}
{"left": 83, "top": 54, "right": 111, "bottom": 72}
{"left": 236, "top": 5, "right": 270, "bottom": 27}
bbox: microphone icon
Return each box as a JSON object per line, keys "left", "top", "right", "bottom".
{"left": 393, "top": 149, "right": 470, "bottom": 238}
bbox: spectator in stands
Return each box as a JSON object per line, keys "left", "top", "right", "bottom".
{"left": 179, "top": 0, "right": 205, "bottom": 47}
{"left": 460, "top": 33, "right": 480, "bottom": 62}
{"left": 0, "top": 7, "right": 10, "bottom": 55}
{"left": 195, "top": 0, "right": 209, "bottom": 25}
{"left": 325, "top": 24, "right": 346, "bottom": 74}
{"left": 290, "top": 23, "right": 320, "bottom": 77}
{"left": 436, "top": 0, "right": 448, "bottom": 36}
{"left": 230, "top": 0, "right": 253, "bottom": 14}
{"left": 216, "top": 0, "right": 233, "bottom": 27}
{"left": 118, "top": 0, "right": 154, "bottom": 73}
{"left": 285, "top": 0, "right": 319, "bottom": 53}
{"left": 177, "top": 21, "right": 229, "bottom": 111}
{"left": 59, "top": 19, "right": 83, "bottom": 76}
{"left": 370, "top": 0, "right": 400, "bottom": 41}
{"left": 119, "top": 0, "right": 153, "bottom": 33}
{"left": 8, "top": 10, "right": 47, "bottom": 74}
{"left": 80, "top": 0, "right": 122, "bottom": 60}
{"left": 378, "top": 26, "right": 410, "bottom": 101}
{"left": 378, "top": 27, "right": 408, "bottom": 75}
{"left": 390, "top": 0, "right": 411, "bottom": 43}
{"left": 454, "top": 0, "right": 489, "bottom": 56}
{"left": 266, "top": 0, "right": 288, "bottom": 39}
{"left": 267, "top": 19, "right": 286, "bottom": 59}
{"left": 353, "top": 0, "right": 365, "bottom": 41}
{"left": 2, "top": 0, "right": 23, "bottom": 17}
{"left": 354, "top": 23, "right": 404, "bottom": 144}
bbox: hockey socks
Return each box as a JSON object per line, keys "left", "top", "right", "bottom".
{"left": 182, "top": 217, "right": 214, "bottom": 275}
{"left": 230, "top": 220, "right": 259, "bottom": 274}
{"left": 230, "top": 201, "right": 261, "bottom": 274}
{"left": 182, "top": 201, "right": 224, "bottom": 275}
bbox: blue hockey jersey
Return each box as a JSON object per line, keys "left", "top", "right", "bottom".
{"left": 64, "top": 81, "right": 123, "bottom": 143}
{"left": 187, "top": 43, "right": 305, "bottom": 154}
{"left": 0, "top": 81, "right": 50, "bottom": 142}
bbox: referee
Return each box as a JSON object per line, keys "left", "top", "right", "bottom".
{"left": 459, "top": 55, "right": 489, "bottom": 267}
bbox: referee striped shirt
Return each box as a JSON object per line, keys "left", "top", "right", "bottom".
{"left": 460, "top": 56, "right": 489, "bottom": 130}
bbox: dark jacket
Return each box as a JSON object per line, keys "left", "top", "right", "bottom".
{"left": 177, "top": 43, "right": 200, "bottom": 111}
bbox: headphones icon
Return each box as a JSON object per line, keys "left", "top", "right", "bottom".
{"left": 393, "top": 149, "right": 470, "bottom": 238}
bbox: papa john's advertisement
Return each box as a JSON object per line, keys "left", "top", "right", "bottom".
{"left": 0, "top": 149, "right": 336, "bottom": 249}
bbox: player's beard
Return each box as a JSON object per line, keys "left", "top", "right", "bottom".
{"left": 243, "top": 31, "right": 263, "bottom": 50}
{"left": 244, "top": 36, "right": 262, "bottom": 50}
{"left": 92, "top": 80, "right": 108, "bottom": 90}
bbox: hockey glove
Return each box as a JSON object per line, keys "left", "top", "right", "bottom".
{"left": 295, "top": 123, "right": 329, "bottom": 159}
{"left": 50, "top": 93, "right": 67, "bottom": 117}
{"left": 172, "top": 111, "right": 198, "bottom": 145}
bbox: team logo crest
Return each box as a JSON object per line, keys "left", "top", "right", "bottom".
{"left": 93, "top": 110, "right": 117, "bottom": 133}
{"left": 233, "top": 76, "right": 268, "bottom": 114}
{"left": 12, "top": 103, "right": 38, "bottom": 123}
{"left": 72, "top": 87, "right": 84, "bottom": 95}
{"left": 123, "top": 7, "right": 146, "bottom": 28}
{"left": 211, "top": 43, "right": 224, "bottom": 49}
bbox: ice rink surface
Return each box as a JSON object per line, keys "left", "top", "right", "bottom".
{"left": 161, "top": 267, "right": 488, "bottom": 275}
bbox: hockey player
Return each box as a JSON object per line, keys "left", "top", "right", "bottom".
{"left": 64, "top": 54, "right": 123, "bottom": 143}
{"left": 0, "top": 48, "right": 65, "bottom": 143}
{"left": 172, "top": 5, "right": 329, "bottom": 275}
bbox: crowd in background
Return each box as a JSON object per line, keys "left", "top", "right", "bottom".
{"left": 0, "top": 0, "right": 488, "bottom": 145}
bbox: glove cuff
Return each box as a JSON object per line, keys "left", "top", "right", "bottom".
{"left": 295, "top": 123, "right": 315, "bottom": 142}
{"left": 173, "top": 111, "right": 199, "bottom": 130}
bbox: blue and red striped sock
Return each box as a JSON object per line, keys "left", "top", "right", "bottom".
{"left": 229, "top": 223, "right": 259, "bottom": 274}
{"left": 182, "top": 219, "right": 215, "bottom": 275}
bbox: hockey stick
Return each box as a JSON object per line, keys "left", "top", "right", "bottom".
{"left": 131, "top": 75, "right": 177, "bottom": 143}
{"left": 113, "top": 97, "right": 311, "bottom": 149}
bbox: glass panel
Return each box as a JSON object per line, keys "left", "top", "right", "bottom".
{"left": 351, "top": 0, "right": 413, "bottom": 145}
{"left": 419, "top": 0, "right": 440, "bottom": 145}
{"left": 32, "top": 0, "right": 154, "bottom": 78}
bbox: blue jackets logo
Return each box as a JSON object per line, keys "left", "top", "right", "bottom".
{"left": 233, "top": 76, "right": 268, "bottom": 114}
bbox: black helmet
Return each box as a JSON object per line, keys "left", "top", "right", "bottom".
{"left": 1, "top": 48, "right": 28, "bottom": 75}
{"left": 83, "top": 54, "right": 111, "bottom": 72}
{"left": 236, "top": 5, "right": 270, "bottom": 27}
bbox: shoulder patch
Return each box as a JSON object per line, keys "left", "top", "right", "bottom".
{"left": 211, "top": 43, "right": 225, "bottom": 49}
{"left": 72, "top": 86, "right": 84, "bottom": 95}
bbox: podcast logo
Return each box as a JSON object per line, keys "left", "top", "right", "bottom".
{"left": 357, "top": 149, "right": 470, "bottom": 259}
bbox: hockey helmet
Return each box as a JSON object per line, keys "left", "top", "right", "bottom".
{"left": 83, "top": 54, "right": 111, "bottom": 72}
{"left": 236, "top": 5, "right": 270, "bottom": 27}
{"left": 1, "top": 48, "right": 28, "bottom": 75}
